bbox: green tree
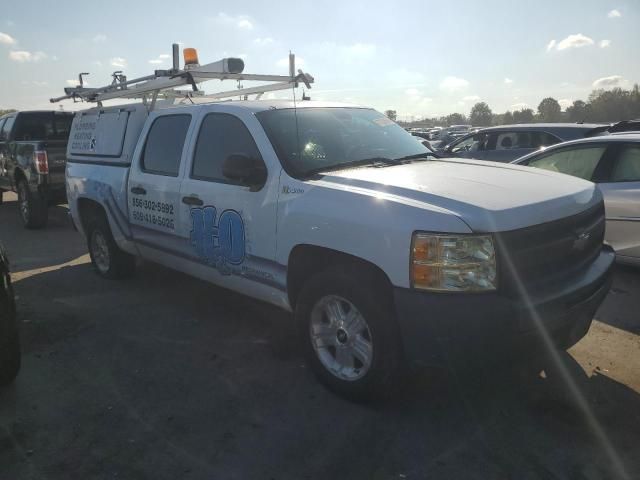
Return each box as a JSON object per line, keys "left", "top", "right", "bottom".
{"left": 0, "top": 109, "right": 16, "bottom": 117}
{"left": 512, "top": 108, "right": 534, "bottom": 123}
{"left": 537, "top": 97, "right": 562, "bottom": 122}
{"left": 469, "top": 102, "right": 493, "bottom": 126}
{"left": 566, "top": 100, "right": 590, "bottom": 122}
{"left": 444, "top": 113, "right": 467, "bottom": 125}
{"left": 502, "top": 111, "right": 514, "bottom": 125}
{"left": 384, "top": 110, "right": 397, "bottom": 121}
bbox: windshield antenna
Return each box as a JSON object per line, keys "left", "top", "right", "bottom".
{"left": 290, "top": 51, "right": 302, "bottom": 169}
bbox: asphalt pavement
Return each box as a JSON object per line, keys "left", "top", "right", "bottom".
{"left": 0, "top": 193, "right": 639, "bottom": 480}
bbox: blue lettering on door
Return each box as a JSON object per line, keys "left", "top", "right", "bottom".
{"left": 190, "top": 207, "right": 245, "bottom": 274}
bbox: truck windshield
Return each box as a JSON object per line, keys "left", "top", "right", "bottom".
{"left": 257, "top": 107, "right": 435, "bottom": 177}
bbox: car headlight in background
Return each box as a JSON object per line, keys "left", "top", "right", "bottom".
{"left": 411, "top": 233, "right": 497, "bottom": 292}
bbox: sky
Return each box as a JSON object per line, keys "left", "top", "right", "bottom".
{"left": 0, "top": 0, "right": 638, "bottom": 121}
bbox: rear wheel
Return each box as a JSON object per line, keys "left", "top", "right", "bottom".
{"left": 0, "top": 272, "right": 20, "bottom": 386}
{"left": 16, "top": 179, "right": 47, "bottom": 229}
{"left": 295, "top": 264, "right": 401, "bottom": 401}
{"left": 86, "top": 215, "right": 136, "bottom": 279}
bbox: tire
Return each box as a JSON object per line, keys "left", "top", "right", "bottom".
{"left": 0, "top": 272, "right": 20, "bottom": 387}
{"left": 86, "top": 214, "right": 136, "bottom": 279}
{"left": 16, "top": 179, "right": 48, "bottom": 229}
{"left": 295, "top": 264, "right": 401, "bottom": 401}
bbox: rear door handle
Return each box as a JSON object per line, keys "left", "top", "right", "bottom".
{"left": 182, "top": 195, "right": 203, "bottom": 206}
{"left": 131, "top": 186, "right": 147, "bottom": 195}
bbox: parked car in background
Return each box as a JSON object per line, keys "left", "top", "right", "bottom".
{"left": 437, "top": 123, "right": 607, "bottom": 161}
{"left": 0, "top": 242, "right": 19, "bottom": 386}
{"left": 512, "top": 133, "right": 640, "bottom": 266}
{"left": 0, "top": 110, "right": 74, "bottom": 228}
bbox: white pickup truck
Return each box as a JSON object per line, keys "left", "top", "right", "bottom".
{"left": 66, "top": 100, "right": 614, "bottom": 400}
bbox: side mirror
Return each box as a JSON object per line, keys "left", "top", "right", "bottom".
{"left": 222, "top": 154, "right": 267, "bottom": 190}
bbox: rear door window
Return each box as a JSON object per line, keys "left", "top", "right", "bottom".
{"left": 527, "top": 145, "right": 607, "bottom": 180}
{"left": 141, "top": 115, "right": 191, "bottom": 176}
{"left": 609, "top": 145, "right": 640, "bottom": 182}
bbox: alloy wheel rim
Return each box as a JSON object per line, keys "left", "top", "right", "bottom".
{"left": 309, "top": 295, "right": 373, "bottom": 381}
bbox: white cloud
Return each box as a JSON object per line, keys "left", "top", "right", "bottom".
{"left": 148, "top": 59, "right": 162, "bottom": 64}
{"left": 439, "top": 76, "right": 469, "bottom": 92}
{"left": 405, "top": 88, "right": 420, "bottom": 96}
{"left": 0, "top": 32, "right": 16, "bottom": 45}
{"left": 110, "top": 57, "right": 127, "bottom": 68}
{"left": 215, "top": 13, "right": 254, "bottom": 30}
{"left": 504, "top": 78, "right": 513, "bottom": 85}
{"left": 9, "top": 50, "right": 46, "bottom": 62}
{"left": 343, "top": 43, "right": 376, "bottom": 58}
{"left": 237, "top": 19, "right": 253, "bottom": 30}
{"left": 253, "top": 37, "right": 274, "bottom": 46}
{"left": 92, "top": 34, "right": 107, "bottom": 43}
{"left": 558, "top": 99, "right": 572, "bottom": 110}
{"left": 599, "top": 39, "right": 611, "bottom": 48}
{"left": 592, "top": 75, "right": 624, "bottom": 89}
{"left": 22, "top": 80, "right": 48, "bottom": 87}
{"left": 159, "top": 54, "right": 170, "bottom": 59}
{"left": 607, "top": 9, "right": 621, "bottom": 18}
{"left": 556, "top": 34, "right": 594, "bottom": 51}
{"left": 546, "top": 39, "right": 556, "bottom": 52}
{"left": 462, "top": 95, "right": 481, "bottom": 102}
{"left": 93, "top": 60, "right": 103, "bottom": 67}
{"left": 66, "top": 79, "right": 78, "bottom": 87}
{"left": 510, "top": 102, "right": 530, "bottom": 111}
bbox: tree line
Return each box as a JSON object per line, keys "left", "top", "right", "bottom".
{"left": 398, "top": 84, "right": 640, "bottom": 127}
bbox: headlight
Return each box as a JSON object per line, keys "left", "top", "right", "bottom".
{"left": 411, "top": 233, "right": 497, "bottom": 292}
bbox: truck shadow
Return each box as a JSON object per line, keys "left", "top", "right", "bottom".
{"left": 1, "top": 260, "right": 638, "bottom": 479}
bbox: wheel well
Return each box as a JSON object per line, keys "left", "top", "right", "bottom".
{"left": 77, "top": 198, "right": 107, "bottom": 233}
{"left": 286, "top": 245, "right": 393, "bottom": 309}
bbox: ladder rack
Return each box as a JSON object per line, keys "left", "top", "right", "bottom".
{"left": 50, "top": 43, "right": 314, "bottom": 106}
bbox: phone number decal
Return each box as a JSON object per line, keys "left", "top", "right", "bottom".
{"left": 132, "top": 198, "right": 175, "bottom": 215}
{"left": 132, "top": 210, "right": 175, "bottom": 230}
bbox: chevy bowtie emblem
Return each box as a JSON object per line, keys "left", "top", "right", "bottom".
{"left": 572, "top": 231, "right": 591, "bottom": 251}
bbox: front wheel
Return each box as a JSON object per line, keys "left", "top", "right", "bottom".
{"left": 86, "top": 215, "right": 136, "bottom": 279}
{"left": 295, "top": 265, "right": 401, "bottom": 401}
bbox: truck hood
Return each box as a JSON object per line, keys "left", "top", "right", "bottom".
{"left": 311, "top": 158, "right": 600, "bottom": 232}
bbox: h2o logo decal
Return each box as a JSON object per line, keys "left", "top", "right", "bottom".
{"left": 190, "top": 207, "right": 245, "bottom": 274}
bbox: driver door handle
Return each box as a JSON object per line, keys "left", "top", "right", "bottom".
{"left": 182, "top": 195, "right": 203, "bottom": 206}
{"left": 131, "top": 186, "right": 147, "bottom": 195}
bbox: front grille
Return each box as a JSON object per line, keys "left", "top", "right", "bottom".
{"left": 494, "top": 202, "right": 605, "bottom": 295}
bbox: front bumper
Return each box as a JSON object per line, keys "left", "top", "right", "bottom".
{"left": 393, "top": 246, "right": 615, "bottom": 367}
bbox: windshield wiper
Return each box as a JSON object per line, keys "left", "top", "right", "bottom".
{"left": 395, "top": 153, "right": 438, "bottom": 162}
{"left": 303, "top": 157, "right": 402, "bottom": 177}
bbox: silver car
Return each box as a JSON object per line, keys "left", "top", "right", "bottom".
{"left": 512, "top": 133, "right": 640, "bottom": 266}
